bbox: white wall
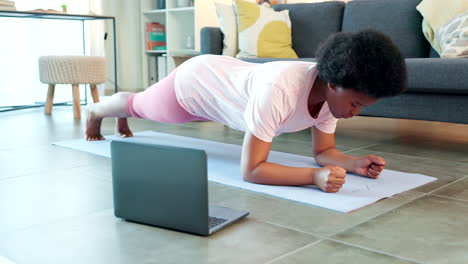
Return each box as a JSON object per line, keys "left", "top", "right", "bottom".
{"left": 195, "top": 0, "right": 255, "bottom": 45}
{"left": 100, "top": 0, "right": 143, "bottom": 92}
{"left": 0, "top": 0, "right": 97, "bottom": 106}
{"left": 195, "top": 0, "right": 231, "bottom": 29}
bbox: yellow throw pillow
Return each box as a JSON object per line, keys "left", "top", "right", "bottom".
{"left": 234, "top": 0, "right": 298, "bottom": 58}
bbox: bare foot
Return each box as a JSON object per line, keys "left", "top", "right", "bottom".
{"left": 116, "top": 118, "right": 133, "bottom": 138}
{"left": 86, "top": 105, "right": 105, "bottom": 141}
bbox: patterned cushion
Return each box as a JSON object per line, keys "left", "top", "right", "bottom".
{"left": 234, "top": 0, "right": 298, "bottom": 59}
{"left": 416, "top": 0, "right": 468, "bottom": 57}
{"left": 437, "top": 12, "right": 468, "bottom": 58}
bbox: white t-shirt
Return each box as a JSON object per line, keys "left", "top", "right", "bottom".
{"left": 174, "top": 55, "right": 338, "bottom": 142}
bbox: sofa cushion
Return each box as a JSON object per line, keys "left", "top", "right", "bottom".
{"left": 200, "top": 27, "right": 223, "bottom": 55}
{"left": 273, "top": 2, "right": 344, "bottom": 58}
{"left": 405, "top": 58, "right": 468, "bottom": 94}
{"left": 241, "top": 57, "right": 316, "bottom": 64}
{"left": 429, "top": 47, "right": 440, "bottom": 58}
{"left": 359, "top": 93, "right": 468, "bottom": 124}
{"left": 342, "top": 0, "right": 429, "bottom": 58}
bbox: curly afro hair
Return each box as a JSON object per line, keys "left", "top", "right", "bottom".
{"left": 316, "top": 30, "right": 407, "bottom": 98}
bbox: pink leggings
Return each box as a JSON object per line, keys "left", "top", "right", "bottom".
{"left": 126, "top": 69, "right": 208, "bottom": 123}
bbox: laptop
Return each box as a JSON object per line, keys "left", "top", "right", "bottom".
{"left": 110, "top": 140, "right": 249, "bottom": 236}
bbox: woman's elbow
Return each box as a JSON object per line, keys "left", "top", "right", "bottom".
{"left": 314, "top": 150, "right": 328, "bottom": 166}
{"left": 241, "top": 159, "right": 267, "bottom": 184}
{"left": 241, "top": 166, "right": 257, "bottom": 183}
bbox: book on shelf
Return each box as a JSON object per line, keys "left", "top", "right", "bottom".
{"left": 148, "top": 55, "right": 158, "bottom": 86}
{"left": 157, "top": 55, "right": 167, "bottom": 81}
{"left": 146, "top": 22, "right": 166, "bottom": 51}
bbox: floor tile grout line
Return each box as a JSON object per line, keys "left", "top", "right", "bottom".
{"left": 261, "top": 213, "right": 427, "bottom": 264}
{"left": 328, "top": 238, "right": 425, "bottom": 264}
{"left": 262, "top": 219, "right": 327, "bottom": 239}
{"left": 263, "top": 239, "right": 324, "bottom": 264}
{"left": 0, "top": 166, "right": 112, "bottom": 185}
{"left": 328, "top": 191, "right": 427, "bottom": 238}
{"left": 446, "top": 160, "right": 468, "bottom": 166}
{"left": 342, "top": 145, "right": 468, "bottom": 167}
{"left": 261, "top": 191, "right": 430, "bottom": 243}
{"left": 400, "top": 153, "right": 468, "bottom": 166}
{"left": 413, "top": 157, "right": 468, "bottom": 166}
{"left": 0, "top": 207, "right": 113, "bottom": 237}
{"left": 0, "top": 169, "right": 74, "bottom": 183}
{"left": 426, "top": 175, "right": 468, "bottom": 195}
{"left": 341, "top": 143, "right": 380, "bottom": 153}
{"left": 262, "top": 217, "right": 424, "bottom": 264}
{"left": 323, "top": 181, "right": 468, "bottom": 260}
{"left": 429, "top": 194, "right": 468, "bottom": 203}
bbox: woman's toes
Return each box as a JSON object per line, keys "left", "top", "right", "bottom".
{"left": 119, "top": 131, "right": 133, "bottom": 138}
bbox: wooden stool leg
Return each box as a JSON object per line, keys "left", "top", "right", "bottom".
{"left": 90, "top": 84, "right": 100, "bottom": 103}
{"left": 72, "top": 84, "right": 81, "bottom": 119}
{"left": 44, "top": 84, "right": 55, "bottom": 115}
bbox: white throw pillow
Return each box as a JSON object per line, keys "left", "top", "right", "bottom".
{"left": 215, "top": 3, "right": 238, "bottom": 57}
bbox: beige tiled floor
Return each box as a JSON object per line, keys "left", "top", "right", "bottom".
{"left": 0, "top": 106, "right": 467, "bottom": 264}
{"left": 333, "top": 195, "right": 468, "bottom": 264}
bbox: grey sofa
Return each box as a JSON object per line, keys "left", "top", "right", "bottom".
{"left": 200, "top": 0, "right": 468, "bottom": 124}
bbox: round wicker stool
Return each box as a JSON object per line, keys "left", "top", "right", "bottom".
{"left": 38, "top": 56, "right": 106, "bottom": 119}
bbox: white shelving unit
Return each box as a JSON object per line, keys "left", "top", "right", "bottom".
{"left": 140, "top": 0, "right": 200, "bottom": 88}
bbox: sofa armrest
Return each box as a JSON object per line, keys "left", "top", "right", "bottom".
{"left": 200, "top": 27, "right": 223, "bottom": 55}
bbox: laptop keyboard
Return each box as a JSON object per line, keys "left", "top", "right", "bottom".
{"left": 209, "top": 216, "right": 228, "bottom": 229}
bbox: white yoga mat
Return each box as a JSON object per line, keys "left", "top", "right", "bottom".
{"left": 54, "top": 131, "right": 436, "bottom": 213}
